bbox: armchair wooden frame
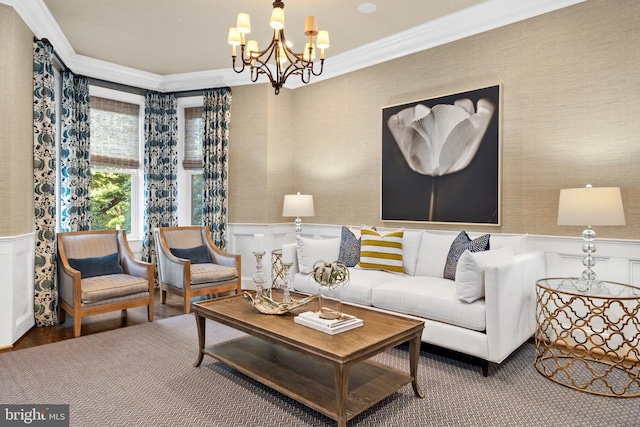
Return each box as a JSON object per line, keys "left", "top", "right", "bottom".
{"left": 57, "top": 230, "right": 154, "bottom": 337}
{"left": 155, "top": 226, "right": 242, "bottom": 314}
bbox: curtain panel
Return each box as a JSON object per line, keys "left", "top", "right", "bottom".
{"left": 202, "top": 88, "right": 232, "bottom": 249}
{"left": 60, "top": 72, "right": 91, "bottom": 232}
{"left": 33, "top": 40, "right": 58, "bottom": 326}
{"left": 142, "top": 93, "right": 178, "bottom": 266}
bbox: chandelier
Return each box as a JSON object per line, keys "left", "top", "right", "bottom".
{"left": 227, "top": 1, "right": 329, "bottom": 95}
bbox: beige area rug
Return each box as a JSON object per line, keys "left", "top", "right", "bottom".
{"left": 0, "top": 314, "right": 638, "bottom": 426}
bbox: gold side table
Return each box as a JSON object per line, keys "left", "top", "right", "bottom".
{"left": 535, "top": 277, "right": 640, "bottom": 397}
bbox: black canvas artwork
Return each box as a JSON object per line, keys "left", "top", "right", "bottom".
{"left": 381, "top": 85, "right": 500, "bottom": 225}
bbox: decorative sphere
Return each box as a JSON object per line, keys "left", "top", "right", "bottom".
{"left": 582, "top": 255, "right": 596, "bottom": 267}
{"left": 582, "top": 269, "right": 596, "bottom": 281}
{"left": 582, "top": 228, "right": 596, "bottom": 241}
{"left": 582, "top": 242, "right": 596, "bottom": 254}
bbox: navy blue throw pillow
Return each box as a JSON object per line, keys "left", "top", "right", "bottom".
{"left": 443, "top": 231, "right": 490, "bottom": 280}
{"left": 338, "top": 226, "right": 361, "bottom": 267}
{"left": 170, "top": 245, "right": 212, "bottom": 264}
{"left": 67, "top": 252, "right": 125, "bottom": 279}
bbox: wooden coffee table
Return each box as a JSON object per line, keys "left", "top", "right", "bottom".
{"left": 193, "top": 293, "right": 424, "bottom": 427}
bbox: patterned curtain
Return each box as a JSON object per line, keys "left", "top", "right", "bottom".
{"left": 33, "top": 40, "right": 58, "bottom": 326}
{"left": 202, "top": 88, "right": 232, "bottom": 249}
{"left": 142, "top": 93, "right": 178, "bottom": 265}
{"left": 59, "top": 71, "right": 91, "bottom": 231}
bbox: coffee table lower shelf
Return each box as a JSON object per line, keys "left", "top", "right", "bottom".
{"left": 203, "top": 335, "right": 413, "bottom": 423}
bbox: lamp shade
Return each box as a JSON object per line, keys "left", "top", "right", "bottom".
{"left": 557, "top": 187, "right": 625, "bottom": 226}
{"left": 283, "top": 193, "right": 314, "bottom": 217}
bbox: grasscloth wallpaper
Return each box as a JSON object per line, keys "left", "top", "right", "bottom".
{"left": 228, "top": 0, "right": 638, "bottom": 240}
{"left": 0, "top": 4, "right": 34, "bottom": 236}
{"left": 2, "top": 1, "right": 637, "bottom": 241}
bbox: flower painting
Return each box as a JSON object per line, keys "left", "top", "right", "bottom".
{"left": 382, "top": 85, "right": 500, "bottom": 224}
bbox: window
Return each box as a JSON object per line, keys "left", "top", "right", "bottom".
{"left": 90, "top": 171, "right": 132, "bottom": 231}
{"left": 178, "top": 100, "right": 205, "bottom": 225}
{"left": 191, "top": 174, "right": 203, "bottom": 225}
{"left": 89, "top": 89, "right": 144, "bottom": 237}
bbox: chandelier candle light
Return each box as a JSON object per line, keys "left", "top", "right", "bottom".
{"left": 227, "top": 1, "right": 329, "bottom": 94}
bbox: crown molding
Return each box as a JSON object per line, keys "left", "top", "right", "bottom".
{"left": 2, "top": 0, "right": 586, "bottom": 92}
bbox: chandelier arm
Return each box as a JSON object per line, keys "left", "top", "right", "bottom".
{"left": 277, "top": 63, "right": 303, "bottom": 87}
{"left": 238, "top": 45, "right": 252, "bottom": 67}
{"left": 252, "top": 63, "right": 276, "bottom": 85}
{"left": 300, "top": 67, "right": 311, "bottom": 84}
{"left": 231, "top": 55, "right": 247, "bottom": 74}
{"left": 309, "top": 59, "right": 325, "bottom": 77}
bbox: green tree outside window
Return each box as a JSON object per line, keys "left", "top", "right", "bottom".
{"left": 90, "top": 171, "right": 131, "bottom": 232}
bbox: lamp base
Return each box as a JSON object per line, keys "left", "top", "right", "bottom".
{"left": 579, "top": 226, "right": 597, "bottom": 290}
{"left": 294, "top": 217, "right": 302, "bottom": 238}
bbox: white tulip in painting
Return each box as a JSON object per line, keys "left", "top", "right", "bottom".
{"left": 387, "top": 98, "right": 494, "bottom": 176}
{"left": 382, "top": 85, "right": 500, "bottom": 224}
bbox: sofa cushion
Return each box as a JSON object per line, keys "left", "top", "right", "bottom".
{"left": 296, "top": 236, "right": 341, "bottom": 274}
{"left": 190, "top": 263, "right": 237, "bottom": 284}
{"left": 359, "top": 226, "right": 404, "bottom": 273}
{"left": 414, "top": 232, "right": 457, "bottom": 278}
{"left": 293, "top": 268, "right": 394, "bottom": 306}
{"left": 443, "top": 231, "right": 490, "bottom": 280}
{"left": 337, "top": 226, "right": 361, "bottom": 267}
{"left": 170, "top": 245, "right": 211, "bottom": 264}
{"left": 371, "top": 276, "right": 486, "bottom": 331}
{"left": 81, "top": 273, "right": 148, "bottom": 304}
{"left": 456, "top": 246, "right": 515, "bottom": 303}
{"left": 68, "top": 252, "right": 124, "bottom": 279}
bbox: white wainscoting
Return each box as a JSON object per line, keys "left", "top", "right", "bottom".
{"left": 226, "top": 223, "right": 640, "bottom": 289}
{"left": 2, "top": 226, "right": 636, "bottom": 347}
{"left": 0, "top": 232, "right": 35, "bottom": 349}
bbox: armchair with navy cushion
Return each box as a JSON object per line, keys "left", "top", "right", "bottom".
{"left": 154, "top": 226, "right": 241, "bottom": 313}
{"left": 57, "top": 229, "right": 154, "bottom": 337}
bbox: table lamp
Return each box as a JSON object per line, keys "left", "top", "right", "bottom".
{"left": 283, "top": 192, "right": 314, "bottom": 238}
{"left": 557, "top": 185, "right": 625, "bottom": 285}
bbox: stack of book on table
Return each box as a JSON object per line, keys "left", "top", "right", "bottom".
{"left": 294, "top": 311, "right": 363, "bottom": 335}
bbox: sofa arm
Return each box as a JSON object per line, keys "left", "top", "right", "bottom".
{"left": 484, "top": 251, "right": 546, "bottom": 363}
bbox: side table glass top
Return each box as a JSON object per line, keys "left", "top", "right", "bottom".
{"left": 537, "top": 277, "right": 640, "bottom": 298}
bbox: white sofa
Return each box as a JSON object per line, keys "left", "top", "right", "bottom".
{"left": 290, "top": 227, "right": 546, "bottom": 375}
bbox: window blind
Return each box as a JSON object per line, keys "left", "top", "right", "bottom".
{"left": 183, "top": 106, "right": 204, "bottom": 170}
{"left": 90, "top": 96, "right": 140, "bottom": 168}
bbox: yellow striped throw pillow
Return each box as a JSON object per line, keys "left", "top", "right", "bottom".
{"left": 359, "top": 226, "right": 404, "bottom": 273}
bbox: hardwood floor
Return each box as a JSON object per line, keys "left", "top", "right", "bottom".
{"left": 1, "top": 291, "right": 188, "bottom": 353}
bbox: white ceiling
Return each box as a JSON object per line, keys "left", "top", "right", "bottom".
{"left": 5, "top": 0, "right": 585, "bottom": 92}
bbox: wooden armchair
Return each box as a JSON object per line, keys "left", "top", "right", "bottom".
{"left": 57, "top": 230, "right": 154, "bottom": 337}
{"left": 155, "top": 226, "right": 241, "bottom": 313}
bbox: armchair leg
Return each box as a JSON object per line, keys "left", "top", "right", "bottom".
{"left": 59, "top": 306, "right": 66, "bottom": 324}
{"left": 73, "top": 318, "right": 82, "bottom": 338}
{"left": 161, "top": 289, "right": 167, "bottom": 304}
{"left": 184, "top": 298, "right": 191, "bottom": 314}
